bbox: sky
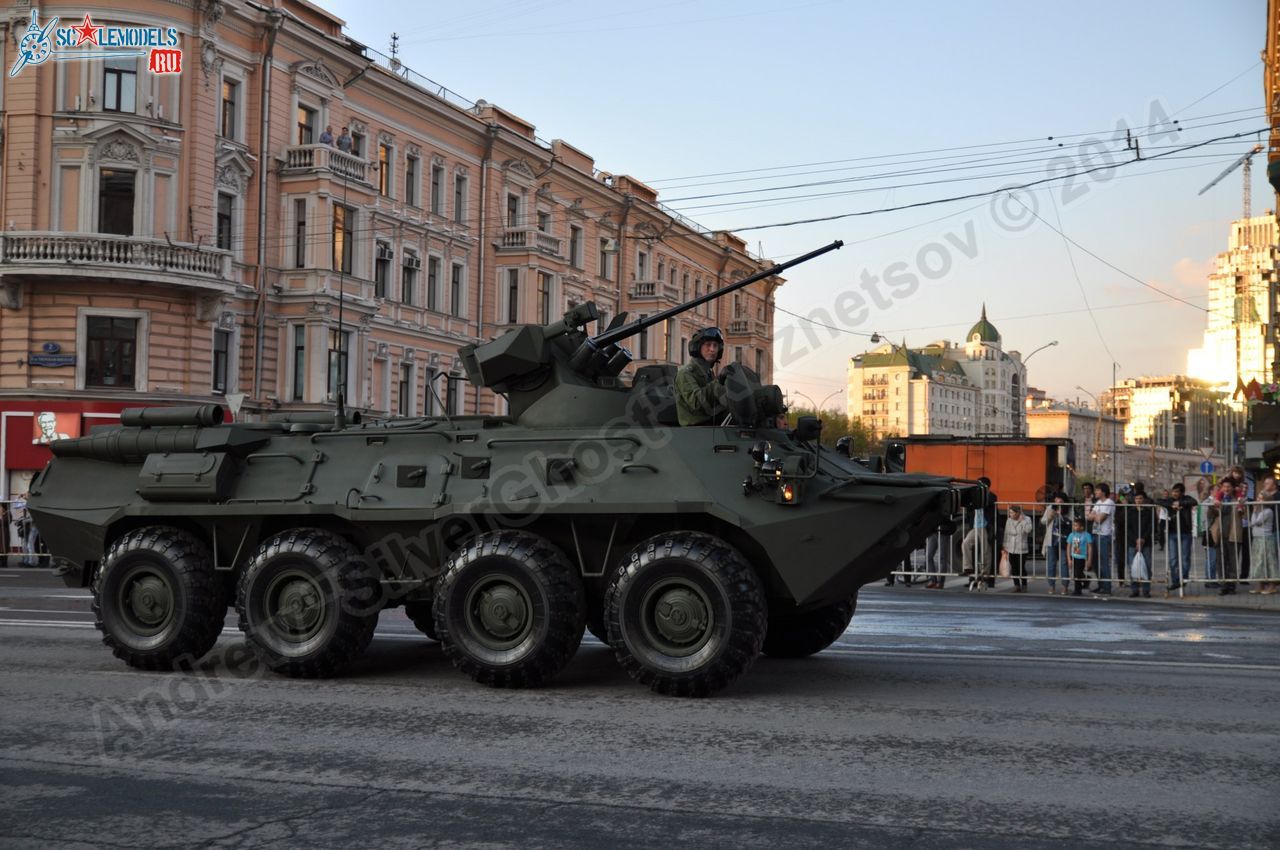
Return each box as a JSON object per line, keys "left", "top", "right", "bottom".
{"left": 325, "top": 0, "right": 1268, "bottom": 407}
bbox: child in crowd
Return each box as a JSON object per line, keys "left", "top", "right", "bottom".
{"left": 1066, "top": 518, "right": 1094, "bottom": 597}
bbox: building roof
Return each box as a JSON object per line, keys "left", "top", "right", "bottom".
{"left": 857, "top": 344, "right": 969, "bottom": 381}
{"left": 966, "top": 304, "right": 1000, "bottom": 343}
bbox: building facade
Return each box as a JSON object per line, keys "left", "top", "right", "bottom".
{"left": 1187, "top": 213, "right": 1279, "bottom": 396}
{"left": 846, "top": 307, "right": 1026, "bottom": 437}
{"left": 1101, "top": 375, "right": 1240, "bottom": 457}
{"left": 0, "top": 0, "right": 780, "bottom": 499}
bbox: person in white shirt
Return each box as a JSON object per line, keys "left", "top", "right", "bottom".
{"left": 1086, "top": 483, "right": 1116, "bottom": 595}
{"left": 1002, "top": 505, "right": 1034, "bottom": 592}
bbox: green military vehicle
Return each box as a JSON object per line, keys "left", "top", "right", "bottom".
{"left": 28, "top": 241, "right": 976, "bottom": 696}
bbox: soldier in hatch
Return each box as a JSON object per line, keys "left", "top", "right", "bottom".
{"left": 675, "top": 327, "right": 728, "bottom": 426}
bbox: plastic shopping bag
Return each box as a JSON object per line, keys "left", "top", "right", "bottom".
{"left": 1130, "top": 550, "right": 1149, "bottom": 582}
{"left": 998, "top": 551, "right": 1011, "bottom": 578}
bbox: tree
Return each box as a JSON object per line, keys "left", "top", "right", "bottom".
{"left": 785, "top": 405, "right": 880, "bottom": 456}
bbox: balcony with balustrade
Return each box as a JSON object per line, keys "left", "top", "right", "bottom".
{"left": 497, "top": 225, "right": 564, "bottom": 258}
{"left": 629, "top": 279, "right": 681, "bottom": 303}
{"left": 0, "top": 232, "right": 234, "bottom": 292}
{"left": 281, "top": 144, "right": 372, "bottom": 185}
{"left": 725, "top": 317, "right": 771, "bottom": 340}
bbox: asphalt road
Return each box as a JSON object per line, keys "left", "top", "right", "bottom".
{"left": 1, "top": 569, "right": 1277, "bottom": 850}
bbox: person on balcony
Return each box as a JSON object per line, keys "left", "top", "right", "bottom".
{"left": 336, "top": 127, "right": 352, "bottom": 153}
{"left": 319, "top": 125, "right": 334, "bottom": 146}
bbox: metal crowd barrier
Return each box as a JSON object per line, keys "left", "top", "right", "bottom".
{"left": 1, "top": 498, "right": 50, "bottom": 567}
{"left": 889, "top": 498, "right": 1280, "bottom": 596}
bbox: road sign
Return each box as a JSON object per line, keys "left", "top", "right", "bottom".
{"left": 1197, "top": 446, "right": 1215, "bottom": 460}
{"left": 1199, "top": 460, "right": 1214, "bottom": 474}
{"left": 225, "top": 392, "right": 245, "bottom": 417}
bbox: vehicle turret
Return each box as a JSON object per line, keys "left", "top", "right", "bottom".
{"left": 458, "top": 241, "right": 842, "bottom": 425}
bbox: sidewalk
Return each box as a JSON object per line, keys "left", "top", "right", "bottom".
{"left": 879, "top": 573, "right": 1280, "bottom": 611}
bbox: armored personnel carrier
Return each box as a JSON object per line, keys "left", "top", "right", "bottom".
{"left": 28, "top": 241, "right": 977, "bottom": 696}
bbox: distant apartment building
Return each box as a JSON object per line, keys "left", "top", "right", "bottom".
{"left": 0, "top": 1, "right": 780, "bottom": 498}
{"left": 1101, "top": 375, "right": 1240, "bottom": 456}
{"left": 846, "top": 307, "right": 1026, "bottom": 436}
{"left": 1187, "top": 213, "right": 1279, "bottom": 395}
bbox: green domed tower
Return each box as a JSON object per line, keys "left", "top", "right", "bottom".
{"left": 967, "top": 304, "right": 1000, "bottom": 344}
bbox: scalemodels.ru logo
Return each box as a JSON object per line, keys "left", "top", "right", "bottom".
{"left": 9, "top": 9, "right": 182, "bottom": 78}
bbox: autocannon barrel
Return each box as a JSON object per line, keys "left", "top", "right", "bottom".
{"left": 49, "top": 428, "right": 202, "bottom": 462}
{"left": 591, "top": 239, "right": 843, "bottom": 349}
{"left": 120, "top": 405, "right": 225, "bottom": 428}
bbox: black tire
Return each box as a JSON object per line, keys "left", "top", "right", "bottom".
{"left": 236, "top": 528, "right": 380, "bottom": 678}
{"left": 433, "top": 531, "right": 585, "bottom": 688}
{"left": 604, "top": 531, "right": 766, "bottom": 697}
{"left": 403, "top": 599, "right": 438, "bottom": 640}
{"left": 762, "top": 595, "right": 856, "bottom": 658}
{"left": 93, "top": 526, "right": 227, "bottom": 670}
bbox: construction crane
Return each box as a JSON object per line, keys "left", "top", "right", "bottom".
{"left": 1199, "top": 143, "right": 1264, "bottom": 219}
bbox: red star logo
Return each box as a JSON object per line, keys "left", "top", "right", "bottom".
{"left": 70, "top": 14, "right": 101, "bottom": 47}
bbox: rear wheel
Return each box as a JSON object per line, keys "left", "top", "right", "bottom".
{"left": 604, "top": 531, "right": 766, "bottom": 697}
{"left": 434, "top": 531, "right": 585, "bottom": 688}
{"left": 94, "top": 526, "right": 227, "bottom": 670}
{"left": 236, "top": 529, "right": 380, "bottom": 678}
{"left": 762, "top": 595, "right": 856, "bottom": 658}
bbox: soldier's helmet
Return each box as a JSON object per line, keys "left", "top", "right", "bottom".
{"left": 688, "top": 327, "right": 725, "bottom": 362}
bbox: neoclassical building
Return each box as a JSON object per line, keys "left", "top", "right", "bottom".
{"left": 0, "top": 0, "right": 780, "bottom": 499}
{"left": 847, "top": 307, "right": 1027, "bottom": 437}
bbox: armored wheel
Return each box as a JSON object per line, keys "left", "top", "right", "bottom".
{"left": 403, "top": 599, "right": 438, "bottom": 640}
{"left": 93, "top": 526, "right": 228, "bottom": 670}
{"left": 433, "top": 531, "right": 585, "bottom": 688}
{"left": 761, "top": 594, "right": 856, "bottom": 658}
{"left": 603, "top": 531, "right": 767, "bottom": 697}
{"left": 236, "top": 528, "right": 380, "bottom": 678}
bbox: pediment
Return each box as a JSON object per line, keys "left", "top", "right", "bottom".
{"left": 291, "top": 59, "right": 340, "bottom": 90}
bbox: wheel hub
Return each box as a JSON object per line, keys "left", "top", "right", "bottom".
{"left": 126, "top": 575, "right": 172, "bottom": 628}
{"left": 464, "top": 577, "right": 533, "bottom": 651}
{"left": 639, "top": 579, "right": 714, "bottom": 657}
{"left": 261, "top": 571, "right": 328, "bottom": 644}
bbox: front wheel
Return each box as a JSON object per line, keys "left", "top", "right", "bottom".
{"left": 604, "top": 531, "right": 766, "bottom": 697}
{"left": 762, "top": 595, "right": 856, "bottom": 658}
{"left": 236, "top": 529, "right": 380, "bottom": 678}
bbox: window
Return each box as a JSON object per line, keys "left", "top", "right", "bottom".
{"left": 430, "top": 164, "right": 444, "bottom": 213}
{"left": 378, "top": 143, "right": 392, "bottom": 197}
{"left": 506, "top": 268, "right": 520, "bottom": 323}
{"left": 327, "top": 329, "right": 351, "bottom": 399}
{"left": 293, "top": 199, "right": 307, "bottom": 268}
{"left": 398, "top": 363, "right": 412, "bottom": 416}
{"left": 374, "top": 241, "right": 392, "bottom": 299}
{"left": 86, "top": 317, "right": 137, "bottom": 388}
{"left": 636, "top": 250, "right": 649, "bottom": 281}
{"left": 537, "top": 272, "right": 553, "bottom": 324}
{"left": 450, "top": 263, "right": 464, "bottom": 317}
{"left": 599, "top": 238, "right": 614, "bottom": 280}
{"left": 638, "top": 315, "right": 649, "bottom": 359}
{"left": 332, "top": 203, "right": 353, "bottom": 274}
{"left": 507, "top": 194, "right": 520, "bottom": 227}
{"left": 423, "top": 368, "right": 440, "bottom": 415}
{"left": 220, "top": 79, "right": 239, "bottom": 139}
{"left": 98, "top": 169, "right": 135, "bottom": 236}
{"left": 734, "top": 346, "right": 743, "bottom": 364}
{"left": 665, "top": 320, "right": 674, "bottom": 362}
{"left": 292, "top": 325, "right": 306, "bottom": 401}
{"left": 350, "top": 131, "right": 365, "bottom": 158}
{"left": 657, "top": 259, "right": 665, "bottom": 282}
{"left": 103, "top": 56, "right": 136, "bottom": 113}
{"left": 297, "top": 105, "right": 316, "bottom": 145}
{"left": 569, "top": 225, "right": 583, "bottom": 269}
{"left": 402, "top": 249, "right": 420, "bottom": 304}
{"left": 755, "top": 349, "right": 764, "bottom": 376}
{"left": 212, "top": 329, "right": 231, "bottom": 394}
{"left": 405, "top": 155, "right": 419, "bottom": 206}
{"left": 453, "top": 174, "right": 468, "bottom": 224}
{"left": 537, "top": 210, "right": 551, "bottom": 233}
{"left": 427, "top": 257, "right": 441, "bottom": 312}
{"left": 447, "top": 374, "right": 465, "bottom": 415}
{"left": 216, "top": 193, "right": 234, "bottom": 251}
{"left": 680, "top": 337, "right": 688, "bottom": 364}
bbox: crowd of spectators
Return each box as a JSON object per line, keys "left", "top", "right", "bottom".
{"left": 893, "top": 465, "right": 1280, "bottom": 597}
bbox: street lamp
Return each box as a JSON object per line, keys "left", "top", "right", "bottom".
{"left": 1075, "top": 385, "right": 1108, "bottom": 487}
{"left": 1022, "top": 339, "right": 1058, "bottom": 364}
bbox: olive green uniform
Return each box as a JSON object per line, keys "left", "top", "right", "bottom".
{"left": 675, "top": 358, "right": 726, "bottom": 426}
